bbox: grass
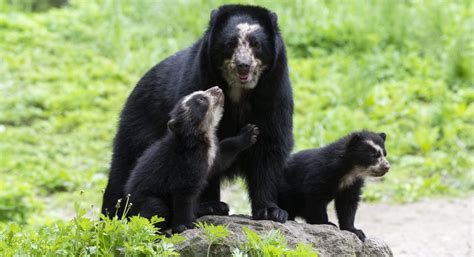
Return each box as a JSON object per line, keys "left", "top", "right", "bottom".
{"left": 0, "top": 0, "right": 473, "bottom": 250}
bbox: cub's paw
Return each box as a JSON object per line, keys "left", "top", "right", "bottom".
{"left": 345, "top": 228, "right": 366, "bottom": 241}
{"left": 238, "top": 124, "right": 259, "bottom": 147}
{"left": 253, "top": 207, "right": 288, "bottom": 223}
{"left": 197, "top": 201, "right": 230, "bottom": 217}
{"left": 172, "top": 222, "right": 195, "bottom": 234}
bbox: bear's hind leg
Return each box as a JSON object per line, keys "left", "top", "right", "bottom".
{"left": 304, "top": 196, "right": 334, "bottom": 226}
{"left": 136, "top": 196, "right": 171, "bottom": 230}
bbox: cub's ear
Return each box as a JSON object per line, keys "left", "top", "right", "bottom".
{"left": 270, "top": 11, "right": 278, "bottom": 26}
{"left": 379, "top": 132, "right": 387, "bottom": 141}
{"left": 167, "top": 119, "right": 178, "bottom": 133}
{"left": 348, "top": 132, "right": 362, "bottom": 147}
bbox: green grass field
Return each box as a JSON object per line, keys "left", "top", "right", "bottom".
{"left": 0, "top": 0, "right": 473, "bottom": 252}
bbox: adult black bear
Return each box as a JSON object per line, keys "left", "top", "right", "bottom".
{"left": 278, "top": 131, "right": 390, "bottom": 241}
{"left": 101, "top": 4, "right": 293, "bottom": 222}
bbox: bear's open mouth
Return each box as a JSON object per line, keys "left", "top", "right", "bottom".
{"left": 237, "top": 71, "right": 250, "bottom": 82}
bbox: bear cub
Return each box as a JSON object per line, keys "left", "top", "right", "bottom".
{"left": 125, "top": 86, "right": 259, "bottom": 233}
{"left": 279, "top": 131, "right": 390, "bottom": 241}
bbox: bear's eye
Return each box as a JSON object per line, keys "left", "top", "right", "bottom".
{"left": 225, "top": 38, "right": 237, "bottom": 48}
{"left": 197, "top": 96, "right": 207, "bottom": 104}
{"left": 249, "top": 38, "right": 260, "bottom": 48}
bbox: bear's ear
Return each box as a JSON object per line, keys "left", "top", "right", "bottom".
{"left": 348, "top": 132, "right": 362, "bottom": 147}
{"left": 270, "top": 11, "right": 278, "bottom": 26}
{"left": 167, "top": 119, "right": 178, "bottom": 133}
{"left": 379, "top": 132, "right": 387, "bottom": 141}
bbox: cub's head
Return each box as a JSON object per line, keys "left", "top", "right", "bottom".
{"left": 207, "top": 5, "right": 280, "bottom": 90}
{"left": 167, "top": 87, "right": 224, "bottom": 136}
{"left": 346, "top": 131, "right": 390, "bottom": 177}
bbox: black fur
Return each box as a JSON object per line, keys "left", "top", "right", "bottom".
{"left": 124, "top": 88, "right": 259, "bottom": 233}
{"left": 101, "top": 4, "right": 293, "bottom": 223}
{"left": 279, "top": 131, "right": 390, "bottom": 241}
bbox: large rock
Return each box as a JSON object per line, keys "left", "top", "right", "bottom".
{"left": 177, "top": 215, "right": 393, "bottom": 257}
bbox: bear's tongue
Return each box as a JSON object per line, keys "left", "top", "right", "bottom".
{"left": 238, "top": 71, "right": 250, "bottom": 81}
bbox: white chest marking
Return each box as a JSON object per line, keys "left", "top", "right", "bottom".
{"left": 207, "top": 135, "right": 217, "bottom": 168}
{"left": 339, "top": 166, "right": 365, "bottom": 190}
{"left": 229, "top": 87, "right": 242, "bottom": 103}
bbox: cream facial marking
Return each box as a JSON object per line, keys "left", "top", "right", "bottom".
{"left": 365, "top": 140, "right": 384, "bottom": 156}
{"left": 365, "top": 140, "right": 390, "bottom": 177}
{"left": 220, "top": 22, "right": 266, "bottom": 102}
{"left": 181, "top": 91, "right": 203, "bottom": 113}
{"left": 338, "top": 139, "right": 389, "bottom": 190}
{"left": 364, "top": 139, "right": 390, "bottom": 176}
{"left": 236, "top": 23, "right": 260, "bottom": 40}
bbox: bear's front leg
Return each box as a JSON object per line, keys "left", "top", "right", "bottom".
{"left": 197, "top": 124, "right": 259, "bottom": 217}
{"left": 335, "top": 180, "right": 366, "bottom": 241}
{"left": 210, "top": 124, "right": 259, "bottom": 177}
{"left": 246, "top": 153, "right": 288, "bottom": 223}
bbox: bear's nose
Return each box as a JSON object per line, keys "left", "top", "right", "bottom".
{"left": 236, "top": 60, "right": 251, "bottom": 74}
{"left": 237, "top": 63, "right": 250, "bottom": 71}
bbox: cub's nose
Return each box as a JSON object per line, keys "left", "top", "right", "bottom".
{"left": 381, "top": 161, "right": 390, "bottom": 172}
{"left": 207, "top": 86, "right": 222, "bottom": 97}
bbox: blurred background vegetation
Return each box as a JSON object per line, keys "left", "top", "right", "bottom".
{"left": 0, "top": 0, "right": 472, "bottom": 229}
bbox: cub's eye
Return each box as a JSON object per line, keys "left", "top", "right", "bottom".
{"left": 197, "top": 96, "right": 207, "bottom": 104}
{"left": 372, "top": 152, "right": 381, "bottom": 158}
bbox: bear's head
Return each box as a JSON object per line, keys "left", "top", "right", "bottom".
{"left": 345, "top": 131, "right": 390, "bottom": 177}
{"left": 167, "top": 86, "right": 224, "bottom": 136}
{"left": 207, "top": 5, "right": 281, "bottom": 94}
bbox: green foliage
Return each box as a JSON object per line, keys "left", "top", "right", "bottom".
{"left": 0, "top": 178, "right": 36, "bottom": 224}
{"left": 4, "top": 0, "right": 68, "bottom": 12}
{"left": 196, "top": 222, "right": 230, "bottom": 257}
{"left": 0, "top": 199, "right": 181, "bottom": 256}
{"left": 235, "top": 226, "right": 318, "bottom": 257}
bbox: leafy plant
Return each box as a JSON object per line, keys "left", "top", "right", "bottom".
{"left": 237, "top": 226, "right": 318, "bottom": 257}
{"left": 196, "top": 222, "right": 230, "bottom": 257}
{"left": 0, "top": 197, "right": 182, "bottom": 256}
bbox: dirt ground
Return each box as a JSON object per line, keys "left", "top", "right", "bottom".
{"left": 344, "top": 196, "right": 474, "bottom": 257}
